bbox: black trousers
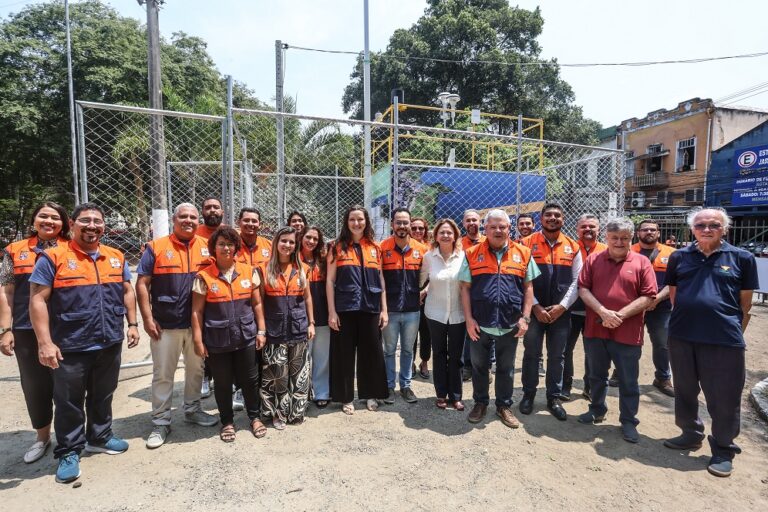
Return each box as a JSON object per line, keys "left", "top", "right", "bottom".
{"left": 330, "top": 311, "right": 388, "bottom": 403}
{"left": 207, "top": 343, "right": 261, "bottom": 425}
{"left": 14, "top": 329, "right": 54, "bottom": 429}
{"left": 412, "top": 306, "right": 432, "bottom": 362}
{"left": 427, "top": 319, "right": 464, "bottom": 401}
{"left": 669, "top": 337, "right": 745, "bottom": 460}
{"left": 53, "top": 343, "right": 122, "bottom": 458}
{"left": 563, "top": 314, "right": 588, "bottom": 393}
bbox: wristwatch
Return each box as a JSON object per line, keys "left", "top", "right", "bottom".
{"left": 0, "top": 327, "right": 10, "bottom": 336}
{"left": 521, "top": 316, "right": 531, "bottom": 324}
{"left": 127, "top": 322, "right": 139, "bottom": 327}
{"left": 257, "top": 330, "right": 267, "bottom": 336}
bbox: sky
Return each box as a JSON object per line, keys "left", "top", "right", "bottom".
{"left": 3, "top": 0, "right": 768, "bottom": 128}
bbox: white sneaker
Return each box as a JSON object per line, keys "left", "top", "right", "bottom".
{"left": 232, "top": 389, "right": 244, "bottom": 411}
{"left": 23, "top": 439, "right": 51, "bottom": 463}
{"left": 201, "top": 377, "right": 211, "bottom": 398}
{"left": 146, "top": 425, "right": 170, "bottom": 449}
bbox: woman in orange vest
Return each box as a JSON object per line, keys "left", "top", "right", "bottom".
{"left": 259, "top": 226, "right": 315, "bottom": 430}
{"left": 191, "top": 227, "right": 267, "bottom": 442}
{"left": 326, "top": 205, "right": 388, "bottom": 415}
{"left": 300, "top": 226, "right": 331, "bottom": 408}
{"left": 0, "top": 202, "right": 69, "bottom": 463}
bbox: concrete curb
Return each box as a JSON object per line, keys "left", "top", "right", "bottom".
{"left": 749, "top": 377, "right": 768, "bottom": 423}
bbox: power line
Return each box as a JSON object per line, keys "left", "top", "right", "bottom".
{"left": 722, "top": 87, "right": 768, "bottom": 106}
{"left": 715, "top": 80, "right": 768, "bottom": 103}
{"left": 286, "top": 44, "right": 768, "bottom": 68}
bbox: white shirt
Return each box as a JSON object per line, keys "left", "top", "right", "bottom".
{"left": 419, "top": 247, "right": 465, "bottom": 324}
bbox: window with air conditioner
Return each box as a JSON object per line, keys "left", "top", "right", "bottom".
{"left": 684, "top": 188, "right": 703, "bottom": 202}
{"left": 676, "top": 137, "right": 696, "bottom": 172}
{"left": 646, "top": 144, "right": 663, "bottom": 173}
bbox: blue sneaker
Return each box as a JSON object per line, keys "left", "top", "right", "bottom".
{"left": 85, "top": 436, "right": 129, "bottom": 455}
{"left": 55, "top": 452, "right": 81, "bottom": 483}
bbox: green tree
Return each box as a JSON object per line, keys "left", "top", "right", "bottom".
{"left": 0, "top": 0, "right": 259, "bottom": 239}
{"left": 341, "top": 0, "right": 599, "bottom": 144}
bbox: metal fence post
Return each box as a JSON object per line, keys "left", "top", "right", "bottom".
{"left": 515, "top": 113, "right": 523, "bottom": 216}
{"left": 335, "top": 164, "right": 340, "bottom": 237}
{"left": 227, "top": 76, "right": 236, "bottom": 226}
{"left": 75, "top": 103, "right": 88, "bottom": 202}
{"left": 220, "top": 121, "right": 227, "bottom": 209}
{"left": 275, "top": 40, "right": 286, "bottom": 223}
{"left": 166, "top": 161, "right": 173, "bottom": 212}
{"left": 392, "top": 95, "right": 399, "bottom": 209}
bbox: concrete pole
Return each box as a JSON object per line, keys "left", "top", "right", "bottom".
{"left": 146, "top": 0, "right": 168, "bottom": 238}
{"left": 363, "top": 0, "right": 372, "bottom": 210}
{"left": 64, "top": 0, "right": 79, "bottom": 205}
{"left": 275, "top": 40, "right": 286, "bottom": 223}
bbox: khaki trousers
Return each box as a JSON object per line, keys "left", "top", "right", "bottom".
{"left": 150, "top": 328, "right": 203, "bottom": 425}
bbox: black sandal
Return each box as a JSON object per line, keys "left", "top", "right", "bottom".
{"left": 315, "top": 400, "right": 329, "bottom": 409}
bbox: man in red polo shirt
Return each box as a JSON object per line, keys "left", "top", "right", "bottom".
{"left": 576, "top": 217, "right": 657, "bottom": 443}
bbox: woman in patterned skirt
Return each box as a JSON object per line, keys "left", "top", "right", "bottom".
{"left": 259, "top": 226, "right": 315, "bottom": 429}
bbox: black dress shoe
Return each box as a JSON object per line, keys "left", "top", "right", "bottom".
{"left": 519, "top": 395, "right": 535, "bottom": 415}
{"left": 547, "top": 399, "right": 567, "bottom": 421}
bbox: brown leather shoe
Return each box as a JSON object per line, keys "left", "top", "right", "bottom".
{"left": 496, "top": 406, "right": 520, "bottom": 429}
{"left": 467, "top": 403, "right": 488, "bottom": 423}
{"left": 653, "top": 378, "right": 675, "bottom": 397}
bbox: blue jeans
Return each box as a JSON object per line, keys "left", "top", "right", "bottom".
{"left": 522, "top": 312, "right": 571, "bottom": 400}
{"left": 584, "top": 337, "right": 641, "bottom": 426}
{"left": 644, "top": 309, "right": 672, "bottom": 380}
{"left": 381, "top": 311, "right": 420, "bottom": 389}
{"left": 470, "top": 329, "right": 518, "bottom": 407}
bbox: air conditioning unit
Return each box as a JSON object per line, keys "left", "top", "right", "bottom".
{"left": 657, "top": 191, "right": 672, "bottom": 205}
{"left": 684, "top": 188, "right": 704, "bottom": 203}
{"left": 630, "top": 191, "right": 645, "bottom": 208}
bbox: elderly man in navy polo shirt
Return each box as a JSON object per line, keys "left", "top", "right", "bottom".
{"left": 663, "top": 207, "right": 758, "bottom": 478}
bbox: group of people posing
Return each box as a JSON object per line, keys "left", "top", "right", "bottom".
{"left": 0, "top": 199, "right": 758, "bottom": 484}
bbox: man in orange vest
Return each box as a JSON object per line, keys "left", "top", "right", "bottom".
{"left": 632, "top": 219, "right": 676, "bottom": 397}
{"left": 564, "top": 214, "right": 607, "bottom": 400}
{"left": 519, "top": 203, "right": 582, "bottom": 421}
{"left": 29, "top": 203, "right": 140, "bottom": 484}
{"left": 196, "top": 196, "right": 225, "bottom": 240}
{"left": 460, "top": 209, "right": 538, "bottom": 428}
{"left": 136, "top": 203, "right": 218, "bottom": 449}
{"left": 235, "top": 207, "right": 271, "bottom": 268}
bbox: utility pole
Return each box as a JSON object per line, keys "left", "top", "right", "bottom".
{"left": 141, "top": 0, "right": 168, "bottom": 238}
{"left": 64, "top": 0, "right": 79, "bottom": 205}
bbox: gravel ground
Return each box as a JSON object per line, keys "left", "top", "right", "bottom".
{"left": 1, "top": 303, "right": 767, "bottom": 511}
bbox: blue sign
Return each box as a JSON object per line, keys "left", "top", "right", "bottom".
{"left": 732, "top": 144, "right": 768, "bottom": 205}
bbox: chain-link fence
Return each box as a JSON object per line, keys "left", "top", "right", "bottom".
{"left": 76, "top": 101, "right": 624, "bottom": 261}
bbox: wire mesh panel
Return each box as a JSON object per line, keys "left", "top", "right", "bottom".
{"left": 78, "top": 102, "right": 225, "bottom": 261}
{"left": 377, "top": 124, "right": 624, "bottom": 239}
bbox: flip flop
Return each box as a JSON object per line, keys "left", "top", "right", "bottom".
{"left": 315, "top": 400, "right": 329, "bottom": 409}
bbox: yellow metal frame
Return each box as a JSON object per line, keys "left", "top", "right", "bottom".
{"left": 369, "top": 103, "right": 545, "bottom": 172}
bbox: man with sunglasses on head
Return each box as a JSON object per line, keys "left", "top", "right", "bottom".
{"left": 663, "top": 208, "right": 758, "bottom": 478}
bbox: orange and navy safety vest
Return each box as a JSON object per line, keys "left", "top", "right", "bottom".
{"left": 301, "top": 254, "right": 328, "bottom": 327}
{"left": 380, "top": 236, "right": 427, "bottom": 313}
{"left": 198, "top": 260, "right": 257, "bottom": 353}
{"left": 41, "top": 241, "right": 127, "bottom": 351}
{"left": 521, "top": 231, "right": 579, "bottom": 307}
{"left": 195, "top": 224, "right": 222, "bottom": 241}
{"left": 332, "top": 238, "right": 382, "bottom": 313}
{"left": 461, "top": 235, "right": 485, "bottom": 252}
{"left": 236, "top": 236, "right": 271, "bottom": 268}
{"left": 631, "top": 242, "right": 675, "bottom": 310}
{"left": 144, "top": 234, "right": 211, "bottom": 329}
{"left": 572, "top": 240, "right": 607, "bottom": 313}
{"left": 261, "top": 261, "right": 309, "bottom": 344}
{"left": 465, "top": 240, "right": 532, "bottom": 329}
{"left": 5, "top": 236, "right": 67, "bottom": 330}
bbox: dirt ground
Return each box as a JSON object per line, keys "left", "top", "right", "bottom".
{"left": 1, "top": 299, "right": 767, "bottom": 511}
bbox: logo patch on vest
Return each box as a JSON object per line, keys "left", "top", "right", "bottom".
{"left": 165, "top": 250, "right": 174, "bottom": 260}
{"left": 109, "top": 257, "right": 121, "bottom": 268}
{"left": 660, "top": 257, "right": 669, "bottom": 264}
{"left": 201, "top": 247, "right": 210, "bottom": 257}
{"left": 210, "top": 283, "right": 219, "bottom": 293}
{"left": 67, "top": 259, "right": 77, "bottom": 270}
{"left": 478, "top": 254, "right": 485, "bottom": 262}
{"left": 386, "top": 250, "right": 392, "bottom": 259}
{"left": 412, "top": 250, "right": 420, "bottom": 259}
{"left": 512, "top": 254, "right": 521, "bottom": 263}
{"left": 262, "top": 249, "right": 269, "bottom": 257}
{"left": 19, "top": 251, "right": 29, "bottom": 261}
{"left": 240, "top": 279, "right": 251, "bottom": 289}
{"left": 370, "top": 248, "right": 377, "bottom": 258}
{"left": 719, "top": 265, "right": 731, "bottom": 273}
{"left": 563, "top": 245, "right": 573, "bottom": 254}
